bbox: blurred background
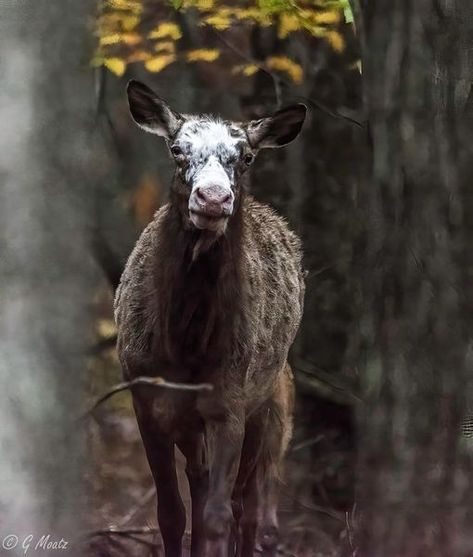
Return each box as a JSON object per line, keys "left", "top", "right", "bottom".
{"left": 1, "top": 1, "right": 473, "bottom": 556}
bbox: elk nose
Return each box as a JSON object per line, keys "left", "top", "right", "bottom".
{"left": 195, "top": 186, "right": 232, "bottom": 206}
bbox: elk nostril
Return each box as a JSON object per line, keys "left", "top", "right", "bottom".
{"left": 195, "top": 188, "right": 207, "bottom": 203}
{"left": 221, "top": 192, "right": 232, "bottom": 204}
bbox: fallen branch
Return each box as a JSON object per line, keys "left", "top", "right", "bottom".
{"left": 81, "top": 376, "right": 213, "bottom": 420}
{"left": 86, "top": 526, "right": 160, "bottom": 538}
{"left": 83, "top": 526, "right": 161, "bottom": 553}
{"left": 115, "top": 487, "right": 156, "bottom": 529}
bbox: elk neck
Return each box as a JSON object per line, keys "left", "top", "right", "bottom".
{"left": 153, "top": 187, "right": 248, "bottom": 371}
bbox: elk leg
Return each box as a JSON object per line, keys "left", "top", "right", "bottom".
{"left": 261, "top": 363, "right": 294, "bottom": 555}
{"left": 240, "top": 466, "right": 259, "bottom": 557}
{"left": 230, "top": 490, "right": 243, "bottom": 557}
{"left": 233, "top": 412, "right": 267, "bottom": 557}
{"left": 259, "top": 467, "right": 280, "bottom": 555}
{"left": 177, "top": 433, "right": 209, "bottom": 557}
{"left": 133, "top": 398, "right": 186, "bottom": 557}
{"left": 203, "top": 415, "right": 245, "bottom": 556}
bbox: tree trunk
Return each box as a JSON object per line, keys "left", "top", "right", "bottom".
{"left": 0, "top": 0, "right": 97, "bottom": 543}
{"left": 355, "top": 1, "right": 473, "bottom": 554}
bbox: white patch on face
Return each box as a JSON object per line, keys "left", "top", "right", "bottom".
{"left": 179, "top": 118, "right": 242, "bottom": 155}
{"left": 175, "top": 117, "right": 245, "bottom": 187}
{"left": 192, "top": 156, "right": 232, "bottom": 196}
{"left": 174, "top": 117, "right": 247, "bottom": 235}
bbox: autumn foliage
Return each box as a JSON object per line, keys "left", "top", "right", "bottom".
{"left": 94, "top": 0, "right": 353, "bottom": 83}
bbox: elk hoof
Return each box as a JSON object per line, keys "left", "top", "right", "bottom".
{"left": 261, "top": 525, "right": 279, "bottom": 550}
{"left": 204, "top": 501, "right": 233, "bottom": 539}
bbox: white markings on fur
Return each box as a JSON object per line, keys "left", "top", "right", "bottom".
{"left": 175, "top": 117, "right": 245, "bottom": 187}
{"left": 174, "top": 116, "right": 247, "bottom": 236}
{"left": 179, "top": 118, "right": 242, "bottom": 155}
{"left": 192, "top": 156, "right": 233, "bottom": 197}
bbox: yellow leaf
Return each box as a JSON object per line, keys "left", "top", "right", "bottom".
{"left": 145, "top": 54, "right": 176, "bottom": 72}
{"left": 104, "top": 57, "right": 126, "bottom": 76}
{"left": 232, "top": 63, "right": 260, "bottom": 77}
{"left": 186, "top": 48, "right": 220, "bottom": 62}
{"left": 313, "top": 9, "right": 342, "bottom": 25}
{"left": 278, "top": 13, "right": 300, "bottom": 39}
{"left": 235, "top": 7, "right": 272, "bottom": 26}
{"left": 266, "top": 56, "right": 303, "bottom": 84}
{"left": 127, "top": 50, "right": 152, "bottom": 63}
{"left": 107, "top": 0, "right": 142, "bottom": 14}
{"left": 326, "top": 30, "right": 345, "bottom": 53}
{"left": 148, "top": 22, "right": 182, "bottom": 40}
{"left": 203, "top": 12, "right": 231, "bottom": 30}
{"left": 100, "top": 31, "right": 141, "bottom": 46}
{"left": 182, "top": 0, "right": 214, "bottom": 9}
{"left": 122, "top": 32, "right": 141, "bottom": 45}
{"left": 121, "top": 14, "right": 140, "bottom": 31}
{"left": 100, "top": 33, "right": 122, "bottom": 46}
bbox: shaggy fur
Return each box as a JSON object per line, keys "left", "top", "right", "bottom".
{"left": 115, "top": 194, "right": 304, "bottom": 411}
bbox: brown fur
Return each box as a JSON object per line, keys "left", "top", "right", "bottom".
{"left": 114, "top": 191, "right": 304, "bottom": 556}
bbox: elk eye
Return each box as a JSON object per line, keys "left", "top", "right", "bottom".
{"left": 244, "top": 153, "right": 254, "bottom": 165}
{"left": 171, "top": 145, "right": 182, "bottom": 157}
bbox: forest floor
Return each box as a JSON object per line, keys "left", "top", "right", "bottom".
{"left": 81, "top": 405, "right": 353, "bottom": 557}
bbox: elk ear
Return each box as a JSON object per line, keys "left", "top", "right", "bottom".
{"left": 127, "top": 80, "right": 183, "bottom": 138}
{"left": 246, "top": 104, "right": 307, "bottom": 149}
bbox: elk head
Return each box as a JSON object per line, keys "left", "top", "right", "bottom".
{"left": 127, "top": 80, "right": 306, "bottom": 236}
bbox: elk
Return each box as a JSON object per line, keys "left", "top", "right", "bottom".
{"left": 114, "top": 80, "right": 306, "bottom": 557}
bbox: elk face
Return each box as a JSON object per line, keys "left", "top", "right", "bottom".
{"left": 127, "top": 80, "right": 306, "bottom": 235}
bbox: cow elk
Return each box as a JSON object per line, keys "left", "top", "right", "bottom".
{"left": 115, "top": 80, "right": 306, "bottom": 557}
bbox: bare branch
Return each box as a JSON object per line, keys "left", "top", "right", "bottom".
{"left": 80, "top": 376, "right": 213, "bottom": 420}
{"left": 115, "top": 487, "right": 156, "bottom": 529}
{"left": 209, "top": 26, "right": 363, "bottom": 127}
{"left": 86, "top": 526, "right": 160, "bottom": 538}
{"left": 281, "top": 487, "right": 345, "bottom": 523}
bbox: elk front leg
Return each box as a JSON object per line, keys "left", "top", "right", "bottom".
{"left": 133, "top": 396, "right": 186, "bottom": 557}
{"left": 203, "top": 413, "right": 245, "bottom": 556}
{"left": 177, "top": 431, "right": 209, "bottom": 557}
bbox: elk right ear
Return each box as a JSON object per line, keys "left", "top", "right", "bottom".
{"left": 127, "top": 80, "right": 183, "bottom": 139}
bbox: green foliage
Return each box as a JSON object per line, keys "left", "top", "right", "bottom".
{"left": 339, "top": 0, "right": 354, "bottom": 23}
{"left": 94, "top": 0, "right": 354, "bottom": 80}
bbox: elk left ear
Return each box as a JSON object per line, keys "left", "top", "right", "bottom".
{"left": 246, "top": 104, "right": 307, "bottom": 149}
{"left": 127, "top": 79, "right": 183, "bottom": 139}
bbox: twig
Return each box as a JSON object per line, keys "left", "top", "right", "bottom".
{"left": 84, "top": 526, "right": 162, "bottom": 552}
{"left": 290, "top": 433, "right": 326, "bottom": 453}
{"left": 85, "top": 526, "right": 161, "bottom": 539}
{"left": 291, "top": 356, "right": 363, "bottom": 406}
{"left": 209, "top": 26, "right": 283, "bottom": 108}
{"left": 282, "top": 487, "right": 345, "bottom": 523}
{"left": 115, "top": 487, "right": 156, "bottom": 528}
{"left": 345, "top": 502, "right": 358, "bottom": 556}
{"left": 209, "top": 26, "right": 364, "bottom": 127}
{"left": 345, "top": 511, "right": 355, "bottom": 555}
{"left": 81, "top": 376, "right": 213, "bottom": 420}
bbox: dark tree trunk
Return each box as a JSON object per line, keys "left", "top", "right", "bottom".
{"left": 355, "top": 1, "right": 473, "bottom": 554}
